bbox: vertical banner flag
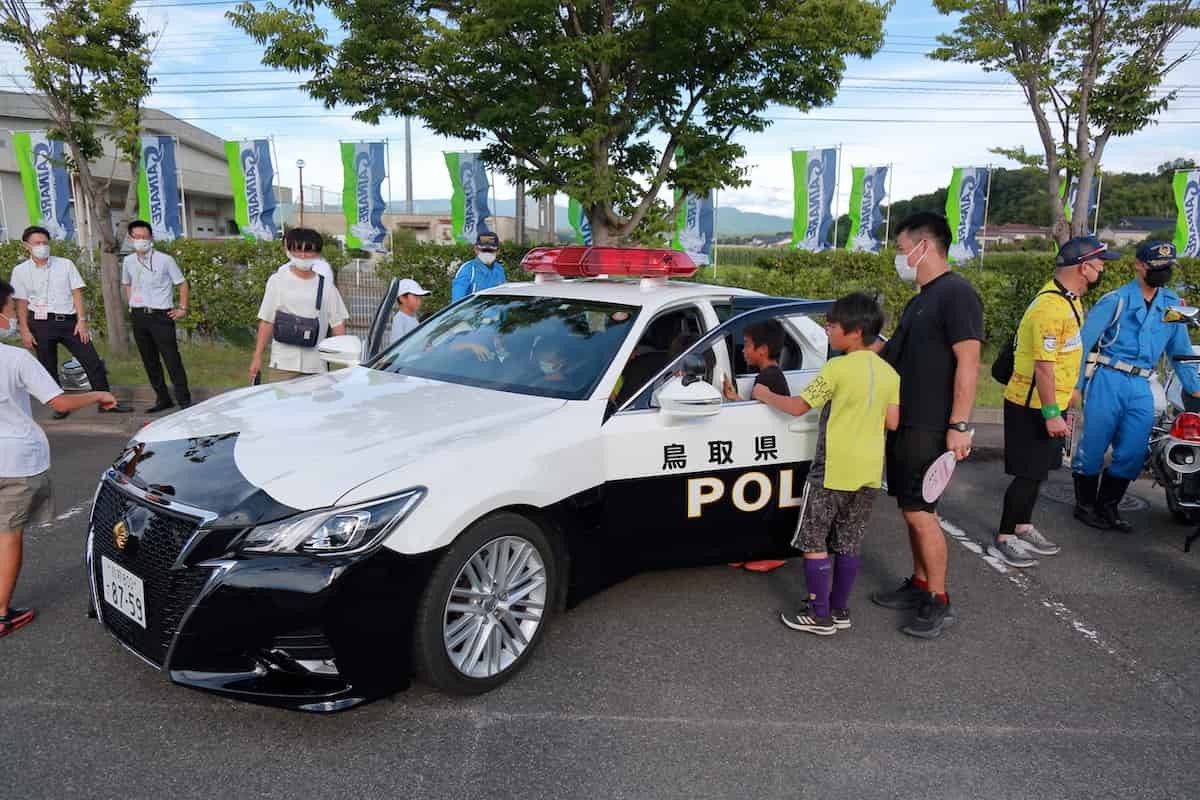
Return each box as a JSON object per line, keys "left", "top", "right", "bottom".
{"left": 225, "top": 139, "right": 278, "bottom": 241}
{"left": 1175, "top": 169, "right": 1200, "bottom": 257}
{"left": 671, "top": 190, "right": 715, "bottom": 265}
{"left": 946, "top": 166, "right": 989, "bottom": 262}
{"left": 138, "top": 136, "right": 183, "bottom": 241}
{"left": 341, "top": 141, "right": 388, "bottom": 251}
{"left": 846, "top": 165, "right": 888, "bottom": 253}
{"left": 12, "top": 131, "right": 76, "bottom": 241}
{"left": 1059, "top": 176, "right": 1100, "bottom": 231}
{"left": 444, "top": 151, "right": 493, "bottom": 245}
{"left": 791, "top": 148, "right": 837, "bottom": 251}
{"left": 568, "top": 198, "right": 593, "bottom": 245}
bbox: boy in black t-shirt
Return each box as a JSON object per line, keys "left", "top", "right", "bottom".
{"left": 724, "top": 319, "right": 791, "bottom": 572}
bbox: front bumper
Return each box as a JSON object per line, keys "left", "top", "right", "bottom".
{"left": 87, "top": 472, "right": 440, "bottom": 711}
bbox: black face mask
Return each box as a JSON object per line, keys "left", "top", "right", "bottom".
{"left": 1145, "top": 267, "right": 1172, "bottom": 288}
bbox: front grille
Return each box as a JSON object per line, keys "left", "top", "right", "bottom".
{"left": 90, "top": 481, "right": 211, "bottom": 667}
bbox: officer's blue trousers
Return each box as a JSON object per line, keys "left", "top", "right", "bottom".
{"left": 1072, "top": 367, "right": 1155, "bottom": 480}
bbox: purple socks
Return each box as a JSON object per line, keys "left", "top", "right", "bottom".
{"left": 830, "top": 554, "right": 860, "bottom": 611}
{"left": 803, "top": 557, "right": 833, "bottom": 617}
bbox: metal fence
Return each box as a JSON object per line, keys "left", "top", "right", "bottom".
{"left": 335, "top": 259, "right": 391, "bottom": 334}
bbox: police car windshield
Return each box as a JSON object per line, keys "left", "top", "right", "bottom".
{"left": 371, "top": 294, "right": 641, "bottom": 400}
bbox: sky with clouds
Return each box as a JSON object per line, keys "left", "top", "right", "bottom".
{"left": 3, "top": 0, "right": 1199, "bottom": 218}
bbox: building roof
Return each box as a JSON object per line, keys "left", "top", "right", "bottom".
{"left": 1111, "top": 216, "right": 1176, "bottom": 231}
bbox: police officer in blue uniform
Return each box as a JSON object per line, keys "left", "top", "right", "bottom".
{"left": 1072, "top": 240, "right": 1200, "bottom": 531}
{"left": 450, "top": 232, "right": 506, "bottom": 302}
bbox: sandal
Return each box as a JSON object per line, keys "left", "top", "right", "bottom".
{"left": 0, "top": 607, "right": 35, "bottom": 638}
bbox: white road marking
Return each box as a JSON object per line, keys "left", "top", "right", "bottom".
{"left": 940, "top": 516, "right": 1195, "bottom": 719}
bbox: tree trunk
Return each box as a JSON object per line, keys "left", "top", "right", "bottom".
{"left": 588, "top": 205, "right": 615, "bottom": 246}
{"left": 73, "top": 157, "right": 129, "bottom": 355}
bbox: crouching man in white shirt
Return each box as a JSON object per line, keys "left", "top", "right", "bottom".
{"left": 0, "top": 279, "right": 116, "bottom": 638}
{"left": 250, "top": 228, "right": 350, "bottom": 384}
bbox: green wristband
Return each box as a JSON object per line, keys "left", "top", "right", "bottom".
{"left": 1041, "top": 403, "right": 1062, "bottom": 420}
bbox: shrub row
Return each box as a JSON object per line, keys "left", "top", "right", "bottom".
{"left": 3, "top": 238, "right": 1195, "bottom": 349}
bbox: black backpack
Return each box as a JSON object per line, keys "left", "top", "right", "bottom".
{"left": 991, "top": 289, "right": 1081, "bottom": 386}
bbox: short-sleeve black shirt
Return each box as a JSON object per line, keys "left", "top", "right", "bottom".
{"left": 881, "top": 271, "right": 984, "bottom": 432}
{"left": 754, "top": 364, "right": 790, "bottom": 396}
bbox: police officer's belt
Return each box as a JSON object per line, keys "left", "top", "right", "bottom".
{"left": 1096, "top": 354, "right": 1153, "bottom": 378}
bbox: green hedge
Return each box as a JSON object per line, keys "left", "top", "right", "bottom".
{"left": 3, "top": 237, "right": 1196, "bottom": 349}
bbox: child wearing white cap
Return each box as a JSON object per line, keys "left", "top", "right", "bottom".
{"left": 389, "top": 278, "right": 431, "bottom": 345}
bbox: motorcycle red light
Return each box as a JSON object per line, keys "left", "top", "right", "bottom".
{"left": 520, "top": 245, "right": 697, "bottom": 279}
{"left": 1169, "top": 412, "right": 1200, "bottom": 442}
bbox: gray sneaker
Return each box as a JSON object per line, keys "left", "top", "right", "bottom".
{"left": 988, "top": 537, "right": 1038, "bottom": 568}
{"left": 1017, "top": 526, "right": 1061, "bottom": 556}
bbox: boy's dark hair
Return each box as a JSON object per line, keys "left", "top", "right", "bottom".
{"left": 127, "top": 219, "right": 153, "bottom": 236}
{"left": 895, "top": 212, "right": 952, "bottom": 256}
{"left": 284, "top": 227, "right": 324, "bottom": 253}
{"left": 0, "top": 279, "right": 13, "bottom": 309}
{"left": 828, "top": 292, "right": 884, "bottom": 344}
{"left": 744, "top": 319, "right": 785, "bottom": 361}
{"left": 21, "top": 225, "right": 50, "bottom": 242}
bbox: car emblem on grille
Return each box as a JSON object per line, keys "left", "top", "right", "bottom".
{"left": 113, "top": 520, "right": 129, "bottom": 550}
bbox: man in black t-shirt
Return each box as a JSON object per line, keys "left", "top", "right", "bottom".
{"left": 871, "top": 213, "right": 984, "bottom": 640}
{"left": 724, "top": 319, "right": 791, "bottom": 572}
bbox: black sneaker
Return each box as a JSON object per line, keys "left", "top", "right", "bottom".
{"left": 831, "top": 608, "right": 851, "bottom": 630}
{"left": 51, "top": 409, "right": 70, "bottom": 420}
{"left": 871, "top": 577, "right": 926, "bottom": 609}
{"left": 146, "top": 400, "right": 176, "bottom": 414}
{"left": 780, "top": 609, "right": 837, "bottom": 636}
{"left": 901, "top": 595, "right": 955, "bottom": 640}
{"left": 0, "top": 607, "right": 35, "bottom": 638}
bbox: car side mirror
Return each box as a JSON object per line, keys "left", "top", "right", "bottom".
{"left": 1164, "top": 306, "right": 1200, "bottom": 325}
{"left": 657, "top": 375, "right": 722, "bottom": 418}
{"left": 318, "top": 335, "right": 364, "bottom": 367}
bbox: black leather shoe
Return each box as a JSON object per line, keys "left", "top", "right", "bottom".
{"left": 1097, "top": 474, "right": 1134, "bottom": 534}
{"left": 99, "top": 402, "right": 134, "bottom": 414}
{"left": 1073, "top": 504, "right": 1112, "bottom": 530}
{"left": 177, "top": 401, "right": 192, "bottom": 409}
{"left": 146, "top": 400, "right": 176, "bottom": 414}
{"left": 52, "top": 409, "right": 70, "bottom": 420}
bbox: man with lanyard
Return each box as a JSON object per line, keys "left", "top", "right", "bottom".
{"left": 871, "top": 212, "right": 983, "bottom": 640}
{"left": 10, "top": 226, "right": 131, "bottom": 418}
{"left": 122, "top": 220, "right": 191, "bottom": 413}
{"left": 1072, "top": 240, "right": 1200, "bottom": 532}
{"left": 451, "top": 232, "right": 506, "bottom": 302}
{"left": 989, "top": 237, "right": 1113, "bottom": 567}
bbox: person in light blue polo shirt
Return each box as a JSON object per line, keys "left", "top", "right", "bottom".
{"left": 1072, "top": 239, "right": 1200, "bottom": 532}
{"left": 451, "top": 232, "right": 506, "bottom": 302}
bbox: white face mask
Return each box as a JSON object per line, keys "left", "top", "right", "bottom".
{"left": 894, "top": 241, "right": 926, "bottom": 283}
{"left": 478, "top": 251, "right": 498, "bottom": 266}
{"left": 0, "top": 314, "right": 17, "bottom": 338}
{"left": 132, "top": 239, "right": 153, "bottom": 253}
{"left": 291, "top": 257, "right": 316, "bottom": 272}
{"left": 31, "top": 244, "right": 50, "bottom": 260}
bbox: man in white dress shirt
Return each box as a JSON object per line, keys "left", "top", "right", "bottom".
{"left": 9, "top": 226, "right": 131, "bottom": 418}
{"left": 122, "top": 220, "right": 191, "bottom": 413}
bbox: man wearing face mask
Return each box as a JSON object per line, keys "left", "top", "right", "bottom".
{"left": 1071, "top": 240, "right": 1200, "bottom": 532}
{"left": 451, "top": 232, "right": 506, "bottom": 302}
{"left": 871, "top": 213, "right": 983, "bottom": 640}
{"left": 9, "top": 226, "right": 131, "bottom": 418}
{"left": 250, "top": 228, "right": 350, "bottom": 383}
{"left": 122, "top": 220, "right": 191, "bottom": 413}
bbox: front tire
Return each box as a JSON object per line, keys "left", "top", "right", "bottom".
{"left": 413, "top": 512, "right": 558, "bottom": 695}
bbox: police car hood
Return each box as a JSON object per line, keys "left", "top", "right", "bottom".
{"left": 132, "top": 367, "right": 566, "bottom": 511}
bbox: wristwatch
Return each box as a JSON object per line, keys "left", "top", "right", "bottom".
{"left": 948, "top": 421, "right": 970, "bottom": 433}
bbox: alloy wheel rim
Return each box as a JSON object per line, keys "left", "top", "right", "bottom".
{"left": 443, "top": 535, "right": 547, "bottom": 679}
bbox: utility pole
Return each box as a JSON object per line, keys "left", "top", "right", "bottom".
{"left": 404, "top": 117, "right": 414, "bottom": 214}
{"left": 514, "top": 159, "right": 525, "bottom": 245}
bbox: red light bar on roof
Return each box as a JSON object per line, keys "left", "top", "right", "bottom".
{"left": 520, "top": 246, "right": 697, "bottom": 279}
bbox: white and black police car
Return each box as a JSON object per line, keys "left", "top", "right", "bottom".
{"left": 86, "top": 246, "right": 833, "bottom": 711}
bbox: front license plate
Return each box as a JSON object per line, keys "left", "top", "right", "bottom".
{"left": 101, "top": 556, "right": 147, "bottom": 628}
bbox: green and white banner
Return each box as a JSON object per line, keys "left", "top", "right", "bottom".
{"left": 1175, "top": 169, "right": 1200, "bottom": 257}
{"left": 791, "top": 148, "right": 836, "bottom": 251}
{"left": 342, "top": 141, "right": 388, "bottom": 251}
{"left": 567, "top": 198, "right": 592, "bottom": 245}
{"left": 846, "top": 165, "right": 888, "bottom": 253}
{"left": 444, "top": 151, "right": 493, "bottom": 245}
{"left": 12, "top": 131, "right": 76, "bottom": 241}
{"left": 138, "top": 135, "right": 183, "bottom": 241}
{"left": 945, "top": 166, "right": 989, "bottom": 262}
{"left": 225, "top": 139, "right": 278, "bottom": 241}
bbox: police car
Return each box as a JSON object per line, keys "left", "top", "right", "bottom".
{"left": 86, "top": 246, "right": 832, "bottom": 711}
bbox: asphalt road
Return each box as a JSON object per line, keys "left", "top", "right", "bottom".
{"left": 3, "top": 433, "right": 1199, "bottom": 799}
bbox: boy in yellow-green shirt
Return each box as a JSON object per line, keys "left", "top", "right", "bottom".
{"left": 753, "top": 293, "right": 900, "bottom": 636}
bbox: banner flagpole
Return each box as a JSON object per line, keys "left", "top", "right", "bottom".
{"left": 713, "top": 189, "right": 719, "bottom": 278}
{"left": 979, "top": 163, "right": 993, "bottom": 265}
{"left": 831, "top": 144, "right": 843, "bottom": 249}
{"left": 269, "top": 136, "right": 282, "bottom": 231}
{"left": 385, "top": 137, "right": 393, "bottom": 251}
{"left": 174, "top": 136, "right": 189, "bottom": 238}
{"left": 884, "top": 162, "right": 894, "bottom": 246}
{"left": 1092, "top": 173, "right": 1103, "bottom": 236}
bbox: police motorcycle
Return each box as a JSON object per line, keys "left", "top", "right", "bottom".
{"left": 1147, "top": 306, "right": 1200, "bottom": 550}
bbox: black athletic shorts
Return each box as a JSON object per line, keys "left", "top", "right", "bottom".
{"left": 1003, "top": 400, "right": 1064, "bottom": 481}
{"left": 885, "top": 426, "right": 946, "bottom": 513}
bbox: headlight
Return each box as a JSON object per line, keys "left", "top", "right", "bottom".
{"left": 239, "top": 489, "right": 425, "bottom": 556}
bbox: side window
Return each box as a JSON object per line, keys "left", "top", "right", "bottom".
{"left": 611, "top": 306, "right": 705, "bottom": 408}
{"left": 728, "top": 320, "right": 805, "bottom": 375}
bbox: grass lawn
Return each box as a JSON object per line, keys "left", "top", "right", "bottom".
{"left": 93, "top": 340, "right": 253, "bottom": 390}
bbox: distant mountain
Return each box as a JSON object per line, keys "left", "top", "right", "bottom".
{"left": 392, "top": 198, "right": 793, "bottom": 237}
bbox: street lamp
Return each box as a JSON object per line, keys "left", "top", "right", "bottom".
{"left": 297, "top": 159, "right": 306, "bottom": 226}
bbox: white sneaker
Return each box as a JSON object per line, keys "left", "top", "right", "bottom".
{"left": 988, "top": 537, "right": 1038, "bottom": 568}
{"left": 1017, "top": 526, "right": 1061, "bottom": 556}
